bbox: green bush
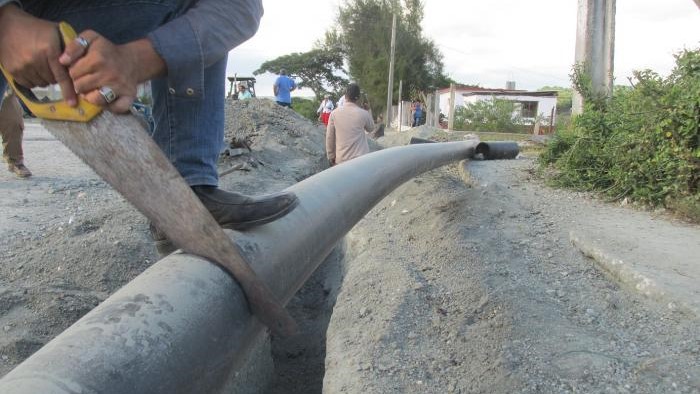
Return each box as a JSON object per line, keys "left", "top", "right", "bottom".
{"left": 540, "top": 48, "right": 700, "bottom": 220}
{"left": 291, "top": 97, "right": 321, "bottom": 122}
{"left": 454, "top": 99, "right": 527, "bottom": 133}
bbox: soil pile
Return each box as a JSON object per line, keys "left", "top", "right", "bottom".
{"left": 221, "top": 98, "right": 327, "bottom": 194}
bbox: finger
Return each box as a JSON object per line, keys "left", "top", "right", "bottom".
{"left": 82, "top": 90, "right": 108, "bottom": 108}
{"left": 82, "top": 90, "right": 133, "bottom": 113}
{"left": 59, "top": 30, "right": 100, "bottom": 66}
{"left": 13, "top": 74, "right": 37, "bottom": 89}
{"left": 84, "top": 87, "right": 121, "bottom": 107}
{"left": 71, "top": 72, "right": 101, "bottom": 95}
{"left": 18, "top": 68, "right": 49, "bottom": 88}
{"left": 108, "top": 95, "right": 134, "bottom": 114}
{"left": 35, "top": 58, "right": 57, "bottom": 86}
{"left": 68, "top": 40, "right": 104, "bottom": 83}
{"left": 47, "top": 56, "right": 77, "bottom": 106}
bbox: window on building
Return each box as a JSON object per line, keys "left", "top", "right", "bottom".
{"left": 518, "top": 101, "right": 538, "bottom": 118}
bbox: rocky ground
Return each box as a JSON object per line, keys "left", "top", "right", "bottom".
{"left": 1, "top": 99, "right": 698, "bottom": 393}
{"left": 323, "top": 150, "right": 699, "bottom": 393}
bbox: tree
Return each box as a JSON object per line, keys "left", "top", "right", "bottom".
{"left": 334, "top": 0, "right": 449, "bottom": 117}
{"left": 254, "top": 48, "right": 348, "bottom": 101}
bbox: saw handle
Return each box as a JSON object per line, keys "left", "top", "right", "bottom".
{"left": 0, "top": 21, "right": 101, "bottom": 122}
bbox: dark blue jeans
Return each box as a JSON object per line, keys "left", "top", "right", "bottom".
{"left": 0, "top": 0, "right": 224, "bottom": 186}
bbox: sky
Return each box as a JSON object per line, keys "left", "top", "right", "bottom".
{"left": 226, "top": 0, "right": 700, "bottom": 98}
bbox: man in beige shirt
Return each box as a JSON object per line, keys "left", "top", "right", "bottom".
{"left": 326, "top": 83, "right": 374, "bottom": 166}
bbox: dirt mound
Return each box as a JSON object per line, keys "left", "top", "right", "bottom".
{"left": 221, "top": 98, "right": 328, "bottom": 194}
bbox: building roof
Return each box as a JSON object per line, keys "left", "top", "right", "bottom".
{"left": 438, "top": 85, "right": 558, "bottom": 97}
{"left": 464, "top": 90, "right": 558, "bottom": 97}
{"left": 227, "top": 76, "right": 256, "bottom": 82}
{"left": 437, "top": 85, "right": 515, "bottom": 94}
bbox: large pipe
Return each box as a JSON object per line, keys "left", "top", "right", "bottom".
{"left": 0, "top": 141, "right": 477, "bottom": 394}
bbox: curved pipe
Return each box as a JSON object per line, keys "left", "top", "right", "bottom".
{"left": 0, "top": 141, "right": 477, "bottom": 394}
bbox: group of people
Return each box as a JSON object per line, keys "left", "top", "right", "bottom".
{"left": 268, "top": 65, "right": 373, "bottom": 167}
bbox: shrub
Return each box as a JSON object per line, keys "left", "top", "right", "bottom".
{"left": 540, "top": 48, "right": 700, "bottom": 220}
{"left": 454, "top": 99, "right": 525, "bottom": 133}
{"left": 291, "top": 97, "right": 321, "bottom": 122}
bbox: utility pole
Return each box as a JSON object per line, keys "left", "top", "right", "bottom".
{"left": 448, "top": 83, "right": 455, "bottom": 131}
{"left": 386, "top": 13, "right": 397, "bottom": 129}
{"left": 397, "top": 79, "right": 403, "bottom": 131}
{"left": 433, "top": 89, "right": 440, "bottom": 127}
{"left": 572, "top": 0, "right": 616, "bottom": 114}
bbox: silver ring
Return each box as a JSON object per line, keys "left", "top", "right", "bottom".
{"left": 98, "top": 86, "right": 117, "bottom": 104}
{"left": 76, "top": 36, "right": 89, "bottom": 49}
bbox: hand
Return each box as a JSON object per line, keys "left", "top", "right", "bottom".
{"left": 0, "top": 6, "right": 77, "bottom": 105}
{"left": 59, "top": 31, "right": 165, "bottom": 113}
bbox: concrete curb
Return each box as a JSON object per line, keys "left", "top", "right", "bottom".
{"left": 457, "top": 160, "right": 476, "bottom": 187}
{"left": 570, "top": 230, "right": 696, "bottom": 316}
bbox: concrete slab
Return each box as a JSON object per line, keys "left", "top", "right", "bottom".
{"left": 570, "top": 215, "right": 700, "bottom": 316}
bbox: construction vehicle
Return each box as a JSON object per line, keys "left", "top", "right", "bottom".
{"left": 227, "top": 75, "right": 257, "bottom": 99}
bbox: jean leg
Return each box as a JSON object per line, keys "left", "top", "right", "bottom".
{"left": 151, "top": 56, "right": 225, "bottom": 187}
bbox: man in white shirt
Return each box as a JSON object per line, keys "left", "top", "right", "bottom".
{"left": 326, "top": 83, "right": 374, "bottom": 166}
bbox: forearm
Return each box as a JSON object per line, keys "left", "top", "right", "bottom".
{"left": 121, "top": 38, "right": 166, "bottom": 83}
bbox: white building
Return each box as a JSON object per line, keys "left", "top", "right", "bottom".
{"left": 438, "top": 85, "right": 558, "bottom": 127}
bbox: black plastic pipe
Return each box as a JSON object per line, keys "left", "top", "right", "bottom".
{"left": 410, "top": 138, "right": 520, "bottom": 160}
{"left": 475, "top": 141, "right": 519, "bottom": 160}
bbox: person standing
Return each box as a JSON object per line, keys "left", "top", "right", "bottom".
{"left": 0, "top": 90, "right": 31, "bottom": 178}
{"left": 326, "top": 83, "right": 374, "bottom": 166}
{"left": 412, "top": 100, "right": 423, "bottom": 127}
{"left": 273, "top": 68, "right": 296, "bottom": 107}
{"left": 316, "top": 94, "right": 334, "bottom": 125}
